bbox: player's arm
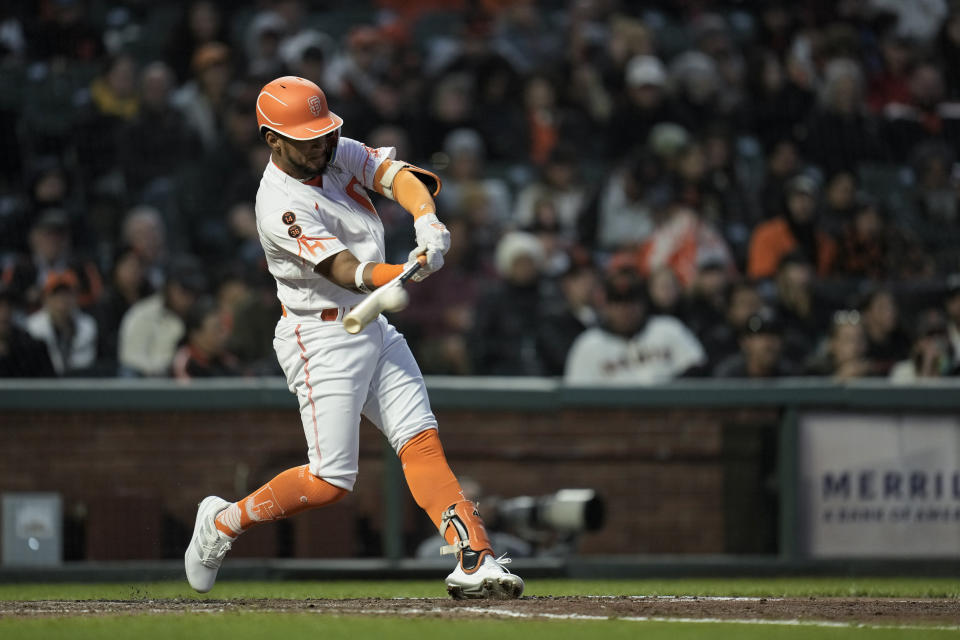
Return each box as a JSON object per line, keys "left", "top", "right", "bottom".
{"left": 315, "top": 250, "right": 417, "bottom": 293}
{"left": 337, "top": 137, "right": 441, "bottom": 217}
{"left": 372, "top": 159, "right": 442, "bottom": 219}
{"left": 372, "top": 159, "right": 450, "bottom": 276}
{"left": 259, "top": 207, "right": 346, "bottom": 269}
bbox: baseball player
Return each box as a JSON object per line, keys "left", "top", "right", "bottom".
{"left": 184, "top": 76, "right": 523, "bottom": 600}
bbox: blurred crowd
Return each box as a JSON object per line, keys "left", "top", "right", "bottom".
{"left": 1, "top": 0, "right": 960, "bottom": 383}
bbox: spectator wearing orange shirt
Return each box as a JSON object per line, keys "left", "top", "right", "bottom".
{"left": 747, "top": 174, "right": 837, "bottom": 280}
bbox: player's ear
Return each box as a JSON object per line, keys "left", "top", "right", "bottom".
{"left": 264, "top": 130, "right": 282, "bottom": 153}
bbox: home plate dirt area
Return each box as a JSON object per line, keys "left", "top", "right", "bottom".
{"left": 3, "top": 596, "right": 959, "bottom": 627}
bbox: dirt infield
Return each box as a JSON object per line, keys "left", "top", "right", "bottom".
{"left": 2, "top": 596, "right": 958, "bottom": 627}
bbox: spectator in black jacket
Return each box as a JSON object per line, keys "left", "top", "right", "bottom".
{"left": 699, "top": 280, "right": 763, "bottom": 370}
{"left": 119, "top": 61, "right": 191, "bottom": 200}
{"left": 800, "top": 58, "right": 889, "bottom": 173}
{"left": 773, "top": 253, "right": 831, "bottom": 365}
{"left": 683, "top": 258, "right": 731, "bottom": 339}
{"left": 607, "top": 55, "right": 674, "bottom": 158}
{"left": 536, "top": 257, "right": 599, "bottom": 376}
{"left": 91, "top": 246, "right": 153, "bottom": 373}
{"left": 471, "top": 231, "right": 547, "bottom": 376}
{"left": 859, "top": 287, "right": 911, "bottom": 375}
{"left": 714, "top": 307, "right": 797, "bottom": 378}
{"left": 171, "top": 297, "right": 239, "bottom": 379}
{"left": 0, "top": 289, "right": 55, "bottom": 377}
{"left": 2, "top": 209, "right": 103, "bottom": 311}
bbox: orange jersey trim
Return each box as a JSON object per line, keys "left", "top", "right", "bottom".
{"left": 296, "top": 236, "right": 336, "bottom": 258}
{"left": 295, "top": 324, "right": 321, "bottom": 462}
{"left": 346, "top": 176, "right": 377, "bottom": 216}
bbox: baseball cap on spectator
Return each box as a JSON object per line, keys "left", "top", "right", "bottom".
{"left": 604, "top": 272, "right": 645, "bottom": 304}
{"left": 605, "top": 249, "right": 640, "bottom": 276}
{"left": 280, "top": 30, "right": 332, "bottom": 67}
{"left": 444, "top": 128, "right": 485, "bottom": 159}
{"left": 35, "top": 208, "right": 70, "bottom": 231}
{"left": 697, "top": 251, "right": 728, "bottom": 272}
{"left": 166, "top": 256, "right": 208, "bottom": 294}
{"left": 43, "top": 270, "right": 79, "bottom": 295}
{"left": 525, "top": 207, "right": 561, "bottom": 235}
{"left": 625, "top": 55, "right": 667, "bottom": 88}
{"left": 944, "top": 273, "right": 960, "bottom": 298}
{"left": 192, "top": 42, "right": 230, "bottom": 73}
{"left": 246, "top": 11, "right": 286, "bottom": 44}
{"left": 379, "top": 22, "right": 410, "bottom": 46}
{"left": 776, "top": 250, "right": 813, "bottom": 272}
{"left": 669, "top": 51, "right": 718, "bottom": 90}
{"left": 786, "top": 174, "right": 819, "bottom": 197}
{"left": 648, "top": 123, "right": 690, "bottom": 160}
{"left": 348, "top": 25, "right": 379, "bottom": 50}
{"left": 559, "top": 246, "right": 594, "bottom": 277}
{"left": 494, "top": 231, "right": 544, "bottom": 279}
{"left": 742, "top": 308, "right": 783, "bottom": 336}
{"left": 692, "top": 13, "right": 728, "bottom": 42}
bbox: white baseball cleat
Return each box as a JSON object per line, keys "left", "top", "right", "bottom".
{"left": 445, "top": 552, "right": 524, "bottom": 600}
{"left": 184, "top": 496, "right": 233, "bottom": 593}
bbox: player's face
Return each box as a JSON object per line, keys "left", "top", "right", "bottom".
{"left": 277, "top": 130, "right": 340, "bottom": 177}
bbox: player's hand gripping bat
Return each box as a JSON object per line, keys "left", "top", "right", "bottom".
{"left": 343, "top": 258, "right": 422, "bottom": 334}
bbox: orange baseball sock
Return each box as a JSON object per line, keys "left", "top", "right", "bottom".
{"left": 214, "top": 464, "right": 348, "bottom": 538}
{"left": 398, "top": 428, "right": 470, "bottom": 547}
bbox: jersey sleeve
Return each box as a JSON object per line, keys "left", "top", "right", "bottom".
{"left": 563, "top": 332, "right": 604, "bottom": 384}
{"left": 333, "top": 136, "right": 396, "bottom": 192}
{"left": 668, "top": 320, "right": 707, "bottom": 372}
{"left": 257, "top": 204, "right": 346, "bottom": 268}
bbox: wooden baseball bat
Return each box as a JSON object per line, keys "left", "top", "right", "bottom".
{"left": 343, "top": 259, "right": 422, "bottom": 334}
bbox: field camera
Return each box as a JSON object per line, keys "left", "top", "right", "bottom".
{"left": 493, "top": 489, "right": 605, "bottom": 538}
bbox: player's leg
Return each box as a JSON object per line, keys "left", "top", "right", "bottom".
{"left": 184, "top": 468, "right": 347, "bottom": 593}
{"left": 363, "top": 318, "right": 523, "bottom": 599}
{"left": 185, "top": 320, "right": 375, "bottom": 593}
{"left": 213, "top": 464, "right": 348, "bottom": 537}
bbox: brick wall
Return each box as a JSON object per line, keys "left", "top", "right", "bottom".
{"left": 0, "top": 406, "right": 779, "bottom": 559}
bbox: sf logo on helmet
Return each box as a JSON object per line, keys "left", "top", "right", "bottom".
{"left": 307, "top": 95, "right": 323, "bottom": 116}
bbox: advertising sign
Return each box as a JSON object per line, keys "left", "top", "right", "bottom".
{"left": 799, "top": 412, "right": 960, "bottom": 557}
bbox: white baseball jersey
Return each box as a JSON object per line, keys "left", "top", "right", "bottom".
{"left": 256, "top": 136, "right": 395, "bottom": 312}
{"left": 564, "top": 316, "right": 706, "bottom": 385}
{"left": 255, "top": 135, "right": 437, "bottom": 491}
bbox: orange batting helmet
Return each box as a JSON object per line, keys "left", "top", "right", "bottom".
{"left": 256, "top": 76, "right": 343, "bottom": 140}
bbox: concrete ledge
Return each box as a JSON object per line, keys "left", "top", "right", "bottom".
{"left": 1, "top": 378, "right": 959, "bottom": 411}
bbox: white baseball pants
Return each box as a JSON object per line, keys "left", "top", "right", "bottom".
{"left": 274, "top": 313, "right": 437, "bottom": 491}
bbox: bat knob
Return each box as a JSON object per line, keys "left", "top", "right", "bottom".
{"left": 343, "top": 316, "right": 362, "bottom": 334}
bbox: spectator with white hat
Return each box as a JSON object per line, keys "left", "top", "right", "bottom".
{"left": 470, "top": 232, "right": 548, "bottom": 375}
{"left": 607, "top": 54, "right": 675, "bottom": 158}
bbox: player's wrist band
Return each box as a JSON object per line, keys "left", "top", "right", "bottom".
{"left": 355, "top": 261, "right": 373, "bottom": 293}
{"left": 371, "top": 263, "right": 405, "bottom": 287}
